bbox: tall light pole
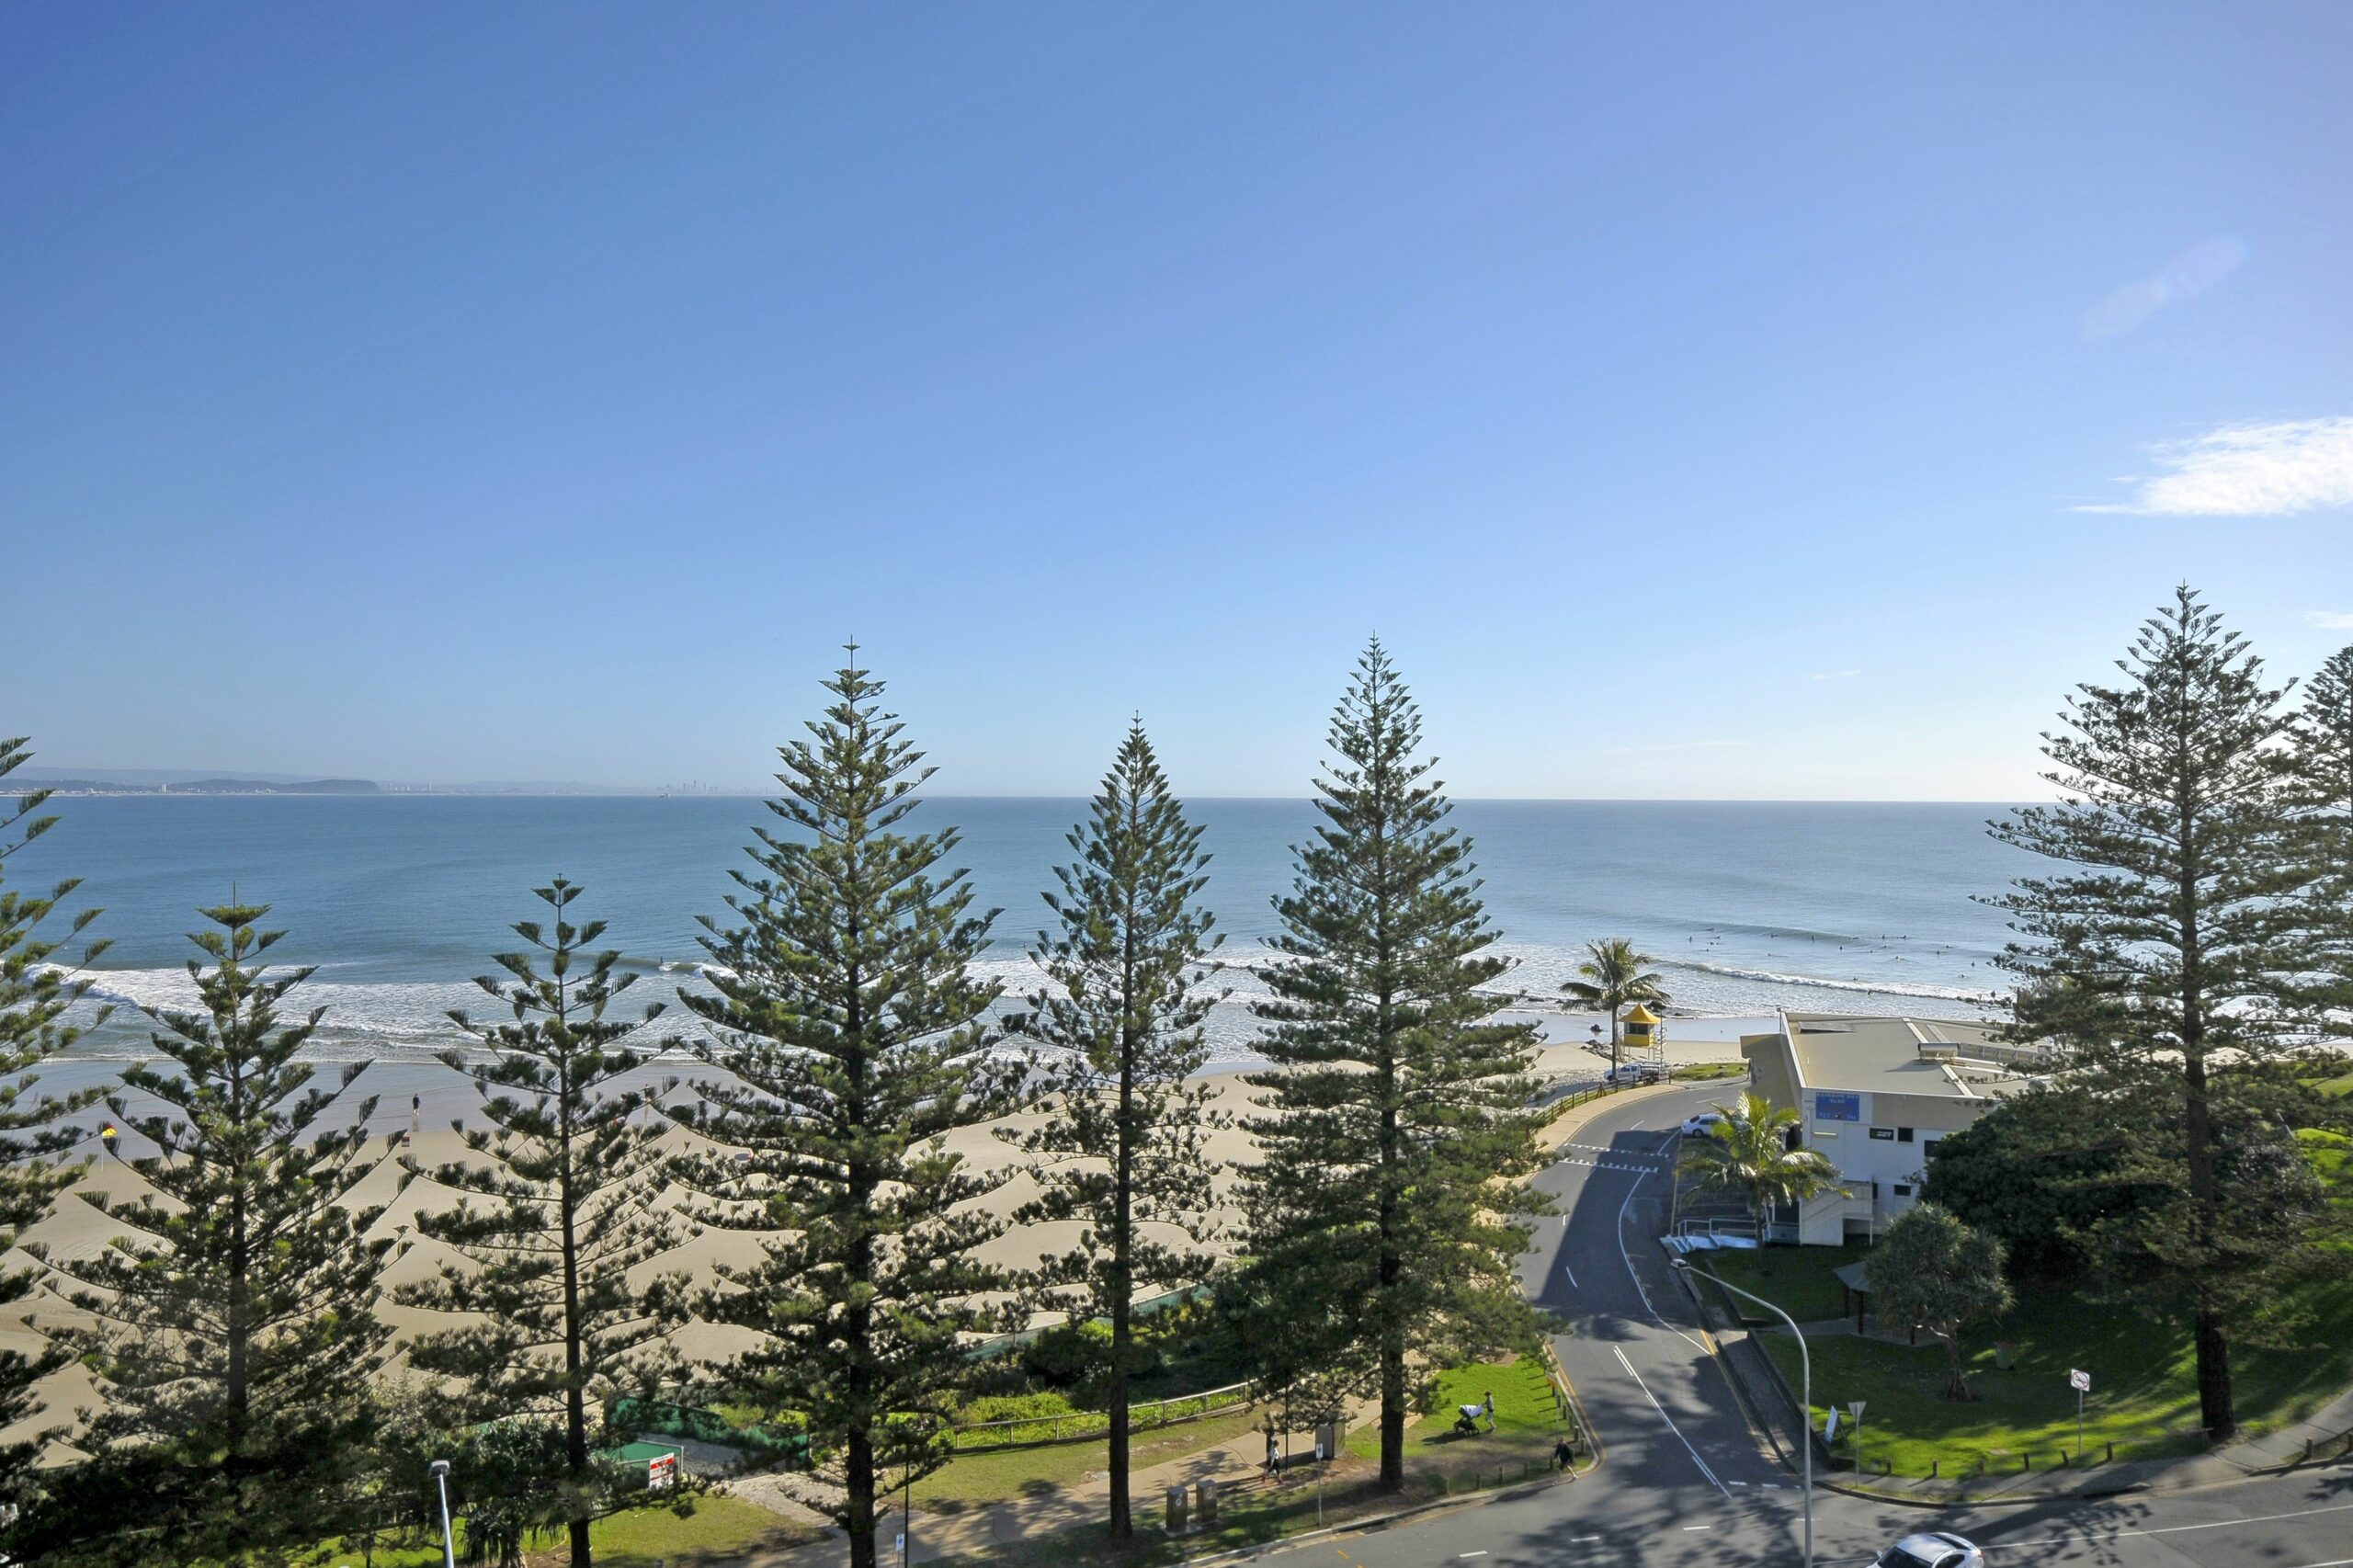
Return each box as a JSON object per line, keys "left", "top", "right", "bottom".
{"left": 430, "top": 1458, "right": 457, "bottom": 1568}
{"left": 1673, "top": 1259, "right": 1810, "bottom": 1568}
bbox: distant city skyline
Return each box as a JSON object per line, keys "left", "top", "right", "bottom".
{"left": 6, "top": 4, "right": 2351, "bottom": 800}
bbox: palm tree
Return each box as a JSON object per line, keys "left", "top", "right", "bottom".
{"left": 1560, "top": 937, "right": 1669, "bottom": 1068}
{"left": 1678, "top": 1089, "right": 1841, "bottom": 1231}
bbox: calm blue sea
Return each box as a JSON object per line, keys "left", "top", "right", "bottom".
{"left": 14, "top": 795, "right": 2037, "bottom": 1066}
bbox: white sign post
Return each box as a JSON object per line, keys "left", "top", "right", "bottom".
{"left": 1848, "top": 1402, "right": 1867, "bottom": 1471}
{"left": 2070, "top": 1369, "right": 2091, "bottom": 1461}
{"left": 1314, "top": 1440, "right": 1326, "bottom": 1526}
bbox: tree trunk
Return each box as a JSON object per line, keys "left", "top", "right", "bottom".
{"left": 846, "top": 1427, "right": 877, "bottom": 1568}
{"left": 2194, "top": 1309, "right": 2234, "bottom": 1442}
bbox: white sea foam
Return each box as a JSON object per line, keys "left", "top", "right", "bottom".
{"left": 1660, "top": 957, "right": 2005, "bottom": 1006}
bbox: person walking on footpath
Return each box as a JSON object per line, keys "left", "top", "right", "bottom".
{"left": 1264, "top": 1426, "right": 1280, "bottom": 1485}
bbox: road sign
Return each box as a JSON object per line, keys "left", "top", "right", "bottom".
{"left": 1823, "top": 1409, "right": 1839, "bottom": 1443}
{"left": 1847, "top": 1401, "right": 1866, "bottom": 1420}
{"left": 2069, "top": 1369, "right": 2091, "bottom": 1392}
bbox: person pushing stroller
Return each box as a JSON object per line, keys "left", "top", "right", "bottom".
{"left": 1450, "top": 1391, "right": 1496, "bottom": 1436}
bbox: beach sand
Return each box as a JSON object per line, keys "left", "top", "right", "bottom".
{"left": 0, "top": 1020, "right": 1747, "bottom": 1461}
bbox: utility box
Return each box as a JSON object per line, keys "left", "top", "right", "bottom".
{"left": 1165, "top": 1483, "right": 1188, "bottom": 1533}
{"left": 1195, "top": 1478, "right": 1218, "bottom": 1525}
{"left": 1315, "top": 1420, "right": 1343, "bottom": 1460}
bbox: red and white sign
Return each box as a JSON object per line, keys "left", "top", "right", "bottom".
{"left": 647, "top": 1453, "right": 679, "bottom": 1492}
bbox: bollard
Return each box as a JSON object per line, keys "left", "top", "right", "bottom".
{"left": 2022, "top": 1452, "right": 2031, "bottom": 1472}
{"left": 2106, "top": 1441, "right": 2114, "bottom": 1463}
{"left": 1930, "top": 1459, "right": 1939, "bottom": 1478}
{"left": 1165, "top": 1483, "right": 1188, "bottom": 1534}
{"left": 1195, "top": 1478, "right": 1218, "bottom": 1527}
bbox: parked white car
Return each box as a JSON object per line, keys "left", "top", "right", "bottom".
{"left": 1604, "top": 1062, "right": 1665, "bottom": 1085}
{"left": 1679, "top": 1109, "right": 1727, "bottom": 1138}
{"left": 1876, "top": 1533, "right": 1984, "bottom": 1568}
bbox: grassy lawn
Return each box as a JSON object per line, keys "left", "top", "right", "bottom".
{"left": 1673, "top": 1062, "right": 1750, "bottom": 1082}
{"left": 311, "top": 1494, "right": 817, "bottom": 1568}
{"left": 1755, "top": 1263, "right": 2353, "bottom": 1476}
{"left": 1346, "top": 1357, "right": 1565, "bottom": 1479}
{"left": 911, "top": 1406, "right": 1267, "bottom": 1508}
{"left": 1699, "top": 1241, "right": 1875, "bottom": 1326}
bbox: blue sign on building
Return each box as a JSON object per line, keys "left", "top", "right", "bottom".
{"left": 1814, "top": 1091, "right": 1861, "bottom": 1123}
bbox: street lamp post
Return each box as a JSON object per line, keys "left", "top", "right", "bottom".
{"left": 1672, "top": 1258, "right": 1811, "bottom": 1568}
{"left": 429, "top": 1458, "right": 457, "bottom": 1568}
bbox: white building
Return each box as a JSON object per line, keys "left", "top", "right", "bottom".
{"left": 1739, "top": 1011, "right": 2046, "bottom": 1244}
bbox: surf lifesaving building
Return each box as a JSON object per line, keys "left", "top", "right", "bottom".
{"left": 1738, "top": 1011, "right": 2044, "bottom": 1244}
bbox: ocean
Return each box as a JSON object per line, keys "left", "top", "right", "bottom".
{"left": 14, "top": 795, "right": 2037, "bottom": 1067}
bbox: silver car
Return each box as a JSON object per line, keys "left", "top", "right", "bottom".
{"left": 1877, "top": 1532, "right": 1984, "bottom": 1568}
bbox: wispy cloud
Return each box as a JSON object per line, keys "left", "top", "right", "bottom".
{"left": 2307, "top": 611, "right": 2353, "bottom": 631}
{"left": 2081, "top": 237, "right": 2246, "bottom": 340}
{"left": 1603, "top": 739, "right": 1746, "bottom": 756}
{"left": 1811, "top": 669, "right": 1861, "bottom": 681}
{"left": 2077, "top": 417, "right": 2353, "bottom": 517}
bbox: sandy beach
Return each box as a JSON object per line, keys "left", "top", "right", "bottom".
{"left": 0, "top": 1018, "right": 1753, "bottom": 1463}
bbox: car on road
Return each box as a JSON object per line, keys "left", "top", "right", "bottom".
{"left": 1679, "top": 1109, "right": 1727, "bottom": 1138}
{"left": 1604, "top": 1062, "right": 1665, "bottom": 1085}
{"left": 1876, "top": 1532, "right": 1984, "bottom": 1568}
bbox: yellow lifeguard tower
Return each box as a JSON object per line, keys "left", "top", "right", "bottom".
{"left": 1621, "top": 1003, "right": 1664, "bottom": 1065}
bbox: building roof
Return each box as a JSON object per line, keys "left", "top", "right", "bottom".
{"left": 1764, "top": 1011, "right": 2041, "bottom": 1101}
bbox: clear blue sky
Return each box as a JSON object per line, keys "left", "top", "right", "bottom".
{"left": 6, "top": 4, "right": 2350, "bottom": 798}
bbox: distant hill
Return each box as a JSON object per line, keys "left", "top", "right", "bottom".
{"left": 28, "top": 777, "right": 381, "bottom": 796}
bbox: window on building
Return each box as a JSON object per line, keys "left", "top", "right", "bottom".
{"left": 1896, "top": 1127, "right": 1915, "bottom": 1142}
{"left": 1892, "top": 1183, "right": 1913, "bottom": 1197}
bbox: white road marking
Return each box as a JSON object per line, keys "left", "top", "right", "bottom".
{"left": 1460, "top": 1553, "right": 1489, "bottom": 1559}
{"left": 1612, "top": 1344, "right": 1727, "bottom": 1495}
{"left": 1563, "top": 1260, "right": 1580, "bottom": 1289}
{"left": 1615, "top": 1129, "right": 1709, "bottom": 1353}
{"left": 1984, "top": 1502, "right": 2353, "bottom": 1550}
{"left": 1571, "top": 1537, "right": 1602, "bottom": 1543}
{"left": 1684, "top": 1525, "right": 1713, "bottom": 1531}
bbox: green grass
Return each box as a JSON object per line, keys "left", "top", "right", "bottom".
{"left": 1673, "top": 1062, "right": 1751, "bottom": 1082}
{"left": 1699, "top": 1241, "right": 1875, "bottom": 1326}
{"left": 1756, "top": 1265, "right": 2353, "bottom": 1477}
{"left": 1346, "top": 1357, "right": 1565, "bottom": 1476}
{"left": 911, "top": 1406, "right": 1267, "bottom": 1507}
{"left": 310, "top": 1494, "right": 817, "bottom": 1568}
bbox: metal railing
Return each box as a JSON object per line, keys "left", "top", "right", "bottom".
{"left": 949, "top": 1379, "right": 1256, "bottom": 1451}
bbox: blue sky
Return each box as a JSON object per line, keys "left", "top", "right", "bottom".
{"left": 6, "top": 3, "right": 2350, "bottom": 798}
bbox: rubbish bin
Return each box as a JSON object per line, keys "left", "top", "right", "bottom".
{"left": 1995, "top": 1340, "right": 2018, "bottom": 1369}
{"left": 1195, "top": 1477, "right": 1218, "bottom": 1526}
{"left": 1165, "top": 1483, "right": 1188, "bottom": 1533}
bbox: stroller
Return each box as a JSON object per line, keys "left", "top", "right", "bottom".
{"left": 1452, "top": 1392, "right": 1497, "bottom": 1437}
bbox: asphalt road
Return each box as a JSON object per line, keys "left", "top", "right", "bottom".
{"left": 1254, "top": 1084, "right": 2353, "bottom": 1568}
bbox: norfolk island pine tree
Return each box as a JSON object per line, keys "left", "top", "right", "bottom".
{"left": 669, "top": 653, "right": 1023, "bottom": 1568}
{"left": 1992, "top": 586, "right": 2315, "bottom": 1441}
{"left": 1241, "top": 640, "right": 1552, "bottom": 1494}
{"left": 398, "top": 878, "right": 690, "bottom": 1568}
{"left": 28, "top": 904, "right": 397, "bottom": 1564}
{"left": 0, "top": 740, "right": 110, "bottom": 1519}
{"left": 1002, "top": 722, "right": 1227, "bottom": 1540}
